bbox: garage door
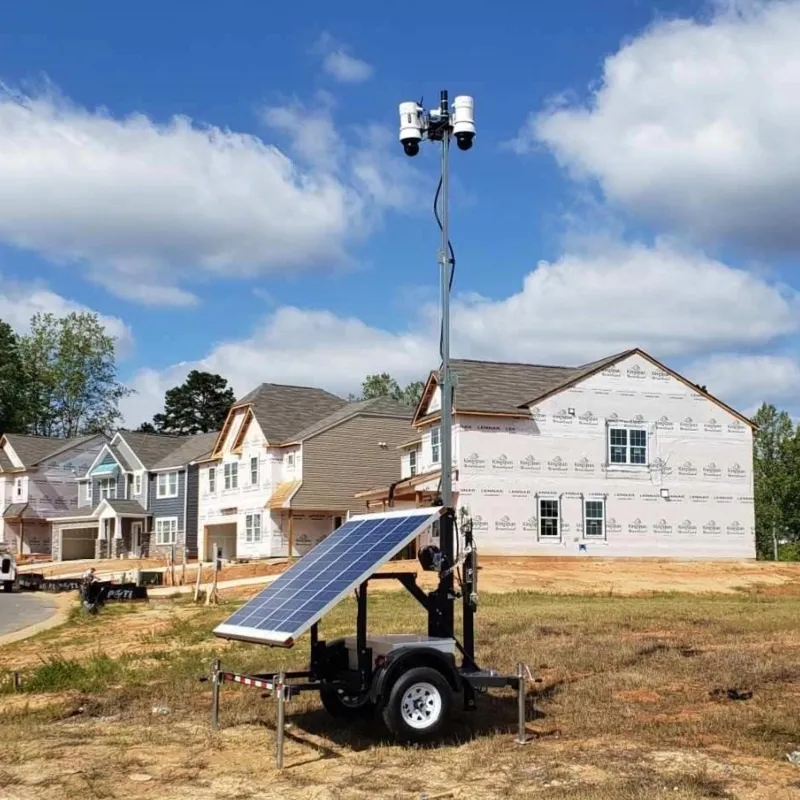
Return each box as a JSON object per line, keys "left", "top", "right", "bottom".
{"left": 205, "top": 524, "right": 237, "bottom": 560}
{"left": 61, "top": 528, "right": 97, "bottom": 561}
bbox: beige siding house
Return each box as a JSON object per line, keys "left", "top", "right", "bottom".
{"left": 197, "top": 386, "right": 414, "bottom": 560}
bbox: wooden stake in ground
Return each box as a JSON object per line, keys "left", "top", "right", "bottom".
{"left": 170, "top": 544, "right": 176, "bottom": 587}
{"left": 205, "top": 541, "right": 219, "bottom": 606}
{"left": 181, "top": 547, "right": 187, "bottom": 586}
{"left": 193, "top": 562, "right": 203, "bottom": 603}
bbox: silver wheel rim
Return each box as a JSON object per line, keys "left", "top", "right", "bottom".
{"left": 400, "top": 681, "right": 442, "bottom": 730}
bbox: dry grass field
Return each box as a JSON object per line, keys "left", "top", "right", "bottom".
{"left": 1, "top": 561, "right": 799, "bottom": 800}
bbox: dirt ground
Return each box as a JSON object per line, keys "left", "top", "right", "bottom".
{"left": 2, "top": 561, "right": 799, "bottom": 799}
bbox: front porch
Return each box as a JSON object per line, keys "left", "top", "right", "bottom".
{"left": 3, "top": 503, "right": 51, "bottom": 556}
{"left": 49, "top": 499, "right": 150, "bottom": 562}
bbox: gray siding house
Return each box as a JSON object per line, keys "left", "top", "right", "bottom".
{"left": 48, "top": 430, "right": 217, "bottom": 561}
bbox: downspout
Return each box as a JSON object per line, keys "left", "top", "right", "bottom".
{"left": 387, "top": 480, "right": 400, "bottom": 508}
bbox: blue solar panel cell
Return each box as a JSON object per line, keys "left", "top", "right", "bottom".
{"left": 214, "top": 507, "right": 443, "bottom": 646}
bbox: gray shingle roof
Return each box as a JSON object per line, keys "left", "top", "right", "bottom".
{"left": 109, "top": 444, "right": 133, "bottom": 471}
{"left": 104, "top": 499, "right": 148, "bottom": 515}
{"left": 290, "top": 397, "right": 414, "bottom": 442}
{"left": 235, "top": 383, "right": 347, "bottom": 444}
{"left": 423, "top": 350, "right": 635, "bottom": 416}
{"left": 3, "top": 502, "right": 30, "bottom": 518}
{"left": 0, "top": 450, "right": 13, "bottom": 471}
{"left": 115, "top": 431, "right": 187, "bottom": 469}
{"left": 3, "top": 434, "right": 101, "bottom": 468}
{"left": 151, "top": 431, "right": 219, "bottom": 470}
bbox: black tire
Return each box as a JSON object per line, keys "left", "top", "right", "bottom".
{"left": 381, "top": 666, "right": 452, "bottom": 743}
{"left": 2, "top": 581, "right": 12, "bottom": 593}
{"left": 319, "top": 686, "right": 374, "bottom": 720}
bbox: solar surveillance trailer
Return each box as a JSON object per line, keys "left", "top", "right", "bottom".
{"left": 206, "top": 93, "right": 531, "bottom": 767}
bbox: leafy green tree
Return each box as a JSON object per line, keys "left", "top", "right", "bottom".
{"left": 19, "top": 312, "right": 131, "bottom": 438}
{"left": 752, "top": 403, "right": 798, "bottom": 558}
{"left": 152, "top": 370, "right": 235, "bottom": 435}
{"left": 0, "top": 320, "right": 27, "bottom": 435}
{"left": 358, "top": 373, "right": 424, "bottom": 407}
{"left": 135, "top": 421, "right": 157, "bottom": 433}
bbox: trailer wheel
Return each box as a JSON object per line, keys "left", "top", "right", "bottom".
{"left": 319, "top": 686, "right": 374, "bottom": 720}
{"left": 2, "top": 581, "right": 12, "bottom": 593}
{"left": 381, "top": 666, "right": 452, "bottom": 742}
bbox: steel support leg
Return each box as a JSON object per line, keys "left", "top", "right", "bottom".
{"left": 210, "top": 658, "right": 221, "bottom": 731}
{"left": 515, "top": 662, "right": 531, "bottom": 745}
{"left": 275, "top": 671, "right": 286, "bottom": 769}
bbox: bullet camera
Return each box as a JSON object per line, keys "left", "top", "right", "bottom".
{"left": 399, "top": 101, "right": 424, "bottom": 157}
{"left": 452, "top": 95, "right": 475, "bottom": 151}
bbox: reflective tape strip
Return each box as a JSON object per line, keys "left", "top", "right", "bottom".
{"left": 221, "top": 672, "right": 274, "bottom": 690}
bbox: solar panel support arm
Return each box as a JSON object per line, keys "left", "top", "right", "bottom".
{"left": 356, "top": 582, "right": 373, "bottom": 689}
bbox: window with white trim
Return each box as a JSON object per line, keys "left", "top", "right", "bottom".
{"left": 409, "top": 449, "right": 417, "bottom": 476}
{"left": 539, "top": 499, "right": 559, "bottom": 539}
{"left": 156, "top": 471, "right": 179, "bottom": 498}
{"left": 608, "top": 427, "right": 647, "bottom": 466}
{"left": 133, "top": 473, "right": 142, "bottom": 495}
{"left": 224, "top": 462, "right": 238, "bottom": 490}
{"left": 245, "top": 512, "right": 262, "bottom": 543}
{"left": 14, "top": 478, "right": 22, "bottom": 498}
{"left": 86, "top": 481, "right": 93, "bottom": 505}
{"left": 155, "top": 517, "right": 178, "bottom": 545}
{"left": 583, "top": 499, "right": 605, "bottom": 539}
{"left": 208, "top": 467, "right": 216, "bottom": 494}
{"left": 99, "top": 477, "right": 116, "bottom": 500}
{"left": 431, "top": 426, "right": 441, "bottom": 464}
{"left": 250, "top": 456, "right": 259, "bottom": 486}
{"left": 286, "top": 452, "right": 295, "bottom": 468}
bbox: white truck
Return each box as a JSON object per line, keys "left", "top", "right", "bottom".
{"left": 1, "top": 552, "right": 17, "bottom": 592}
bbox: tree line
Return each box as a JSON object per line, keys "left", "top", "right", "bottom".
{"left": 0, "top": 311, "right": 796, "bottom": 559}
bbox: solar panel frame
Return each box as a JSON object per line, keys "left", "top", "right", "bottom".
{"left": 214, "top": 506, "right": 444, "bottom": 647}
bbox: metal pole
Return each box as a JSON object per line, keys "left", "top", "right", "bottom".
{"left": 772, "top": 522, "right": 778, "bottom": 561}
{"left": 275, "top": 671, "right": 286, "bottom": 769}
{"left": 210, "top": 658, "right": 221, "bottom": 731}
{"left": 515, "top": 662, "right": 530, "bottom": 745}
{"left": 439, "top": 113, "right": 453, "bottom": 511}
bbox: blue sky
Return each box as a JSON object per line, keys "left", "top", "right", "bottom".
{"left": 0, "top": 0, "right": 798, "bottom": 424}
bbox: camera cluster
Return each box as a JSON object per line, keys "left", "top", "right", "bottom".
{"left": 398, "top": 92, "right": 475, "bottom": 157}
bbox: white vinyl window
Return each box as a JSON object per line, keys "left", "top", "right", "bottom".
{"left": 208, "top": 466, "right": 216, "bottom": 494}
{"left": 86, "top": 481, "right": 93, "bottom": 505}
{"left": 286, "top": 452, "right": 295, "bottom": 468}
{"left": 583, "top": 499, "right": 605, "bottom": 539}
{"left": 250, "top": 456, "right": 259, "bottom": 486}
{"left": 409, "top": 449, "right": 417, "bottom": 476}
{"left": 155, "top": 517, "right": 178, "bottom": 545}
{"left": 156, "top": 471, "right": 179, "bottom": 498}
{"left": 14, "top": 478, "right": 23, "bottom": 498}
{"left": 133, "top": 473, "right": 142, "bottom": 495}
{"left": 608, "top": 427, "right": 647, "bottom": 466}
{"left": 99, "top": 477, "right": 116, "bottom": 500}
{"left": 245, "top": 512, "right": 262, "bottom": 543}
{"left": 539, "top": 499, "right": 559, "bottom": 539}
{"left": 224, "top": 462, "right": 238, "bottom": 490}
{"left": 431, "top": 426, "right": 441, "bottom": 464}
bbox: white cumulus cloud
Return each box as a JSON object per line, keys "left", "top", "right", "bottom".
{"left": 314, "top": 32, "right": 374, "bottom": 84}
{"left": 0, "top": 81, "right": 406, "bottom": 305}
{"left": 121, "top": 240, "right": 799, "bottom": 425}
{"left": 514, "top": 0, "right": 800, "bottom": 252}
{"left": 0, "top": 276, "right": 133, "bottom": 354}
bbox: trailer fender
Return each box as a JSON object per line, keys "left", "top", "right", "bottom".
{"left": 369, "top": 646, "right": 460, "bottom": 704}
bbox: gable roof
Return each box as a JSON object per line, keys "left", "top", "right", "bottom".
{"left": 2, "top": 433, "right": 102, "bottom": 469}
{"left": 115, "top": 431, "right": 187, "bottom": 470}
{"left": 414, "top": 348, "right": 753, "bottom": 429}
{"left": 288, "top": 397, "right": 414, "bottom": 443}
{"left": 226, "top": 383, "right": 347, "bottom": 445}
{"left": 151, "top": 431, "right": 219, "bottom": 470}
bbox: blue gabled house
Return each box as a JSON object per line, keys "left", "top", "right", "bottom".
{"left": 48, "top": 430, "right": 217, "bottom": 561}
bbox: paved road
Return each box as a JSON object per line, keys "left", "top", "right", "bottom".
{"left": 0, "top": 592, "right": 57, "bottom": 637}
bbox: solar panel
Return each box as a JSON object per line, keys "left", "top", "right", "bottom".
{"left": 213, "top": 506, "right": 444, "bottom": 647}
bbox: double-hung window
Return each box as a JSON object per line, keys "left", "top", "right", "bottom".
{"left": 539, "top": 499, "right": 560, "bottom": 539}
{"left": 608, "top": 427, "right": 647, "bottom": 466}
{"left": 245, "top": 512, "right": 262, "bottom": 543}
{"left": 133, "top": 473, "right": 142, "bottom": 495}
{"left": 250, "top": 456, "right": 259, "bottom": 486}
{"left": 99, "top": 477, "right": 116, "bottom": 500}
{"left": 224, "top": 462, "right": 238, "bottom": 490}
{"left": 86, "top": 481, "right": 93, "bottom": 505}
{"left": 409, "top": 449, "right": 418, "bottom": 476}
{"left": 156, "top": 471, "right": 179, "bottom": 498}
{"left": 583, "top": 499, "right": 605, "bottom": 539}
{"left": 431, "top": 426, "right": 441, "bottom": 464}
{"left": 208, "top": 467, "right": 216, "bottom": 494}
{"left": 155, "top": 517, "right": 178, "bottom": 545}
